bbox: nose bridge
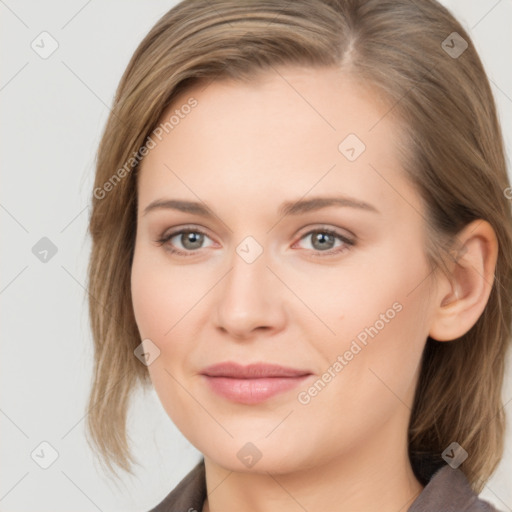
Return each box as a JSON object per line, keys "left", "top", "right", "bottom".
{"left": 223, "top": 244, "right": 270, "bottom": 308}
{"left": 214, "top": 239, "right": 284, "bottom": 336}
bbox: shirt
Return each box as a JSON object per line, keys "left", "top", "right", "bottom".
{"left": 148, "top": 458, "right": 500, "bottom": 512}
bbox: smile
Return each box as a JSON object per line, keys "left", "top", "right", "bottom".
{"left": 200, "top": 362, "right": 313, "bottom": 404}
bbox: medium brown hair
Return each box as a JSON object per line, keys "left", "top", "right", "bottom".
{"left": 86, "top": 0, "right": 512, "bottom": 491}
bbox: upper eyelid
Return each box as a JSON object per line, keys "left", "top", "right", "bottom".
{"left": 161, "top": 224, "right": 352, "bottom": 238}
{"left": 161, "top": 224, "right": 212, "bottom": 238}
{"left": 294, "top": 225, "right": 355, "bottom": 244}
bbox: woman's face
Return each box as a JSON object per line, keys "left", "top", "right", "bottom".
{"left": 131, "top": 65, "right": 438, "bottom": 473}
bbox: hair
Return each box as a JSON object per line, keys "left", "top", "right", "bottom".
{"left": 86, "top": 0, "right": 512, "bottom": 493}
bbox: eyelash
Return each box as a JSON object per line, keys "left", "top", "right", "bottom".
{"left": 155, "top": 226, "right": 355, "bottom": 257}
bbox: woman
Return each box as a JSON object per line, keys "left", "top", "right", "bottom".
{"left": 86, "top": 1, "right": 512, "bottom": 510}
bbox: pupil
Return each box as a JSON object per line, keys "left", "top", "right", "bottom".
{"left": 313, "top": 232, "right": 334, "bottom": 250}
{"left": 182, "top": 232, "right": 204, "bottom": 249}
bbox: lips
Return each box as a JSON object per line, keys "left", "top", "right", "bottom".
{"left": 200, "top": 362, "right": 313, "bottom": 404}
{"left": 201, "top": 362, "right": 311, "bottom": 379}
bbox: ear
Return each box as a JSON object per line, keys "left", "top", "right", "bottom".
{"left": 428, "top": 219, "right": 499, "bottom": 342}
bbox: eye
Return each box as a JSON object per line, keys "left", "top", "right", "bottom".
{"left": 155, "top": 227, "right": 216, "bottom": 256}
{"left": 155, "top": 226, "right": 354, "bottom": 257}
{"left": 293, "top": 228, "right": 355, "bottom": 256}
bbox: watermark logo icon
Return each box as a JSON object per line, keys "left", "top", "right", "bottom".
{"left": 236, "top": 236, "right": 263, "bottom": 264}
{"left": 441, "top": 32, "right": 468, "bottom": 59}
{"left": 442, "top": 441, "right": 468, "bottom": 469}
{"left": 31, "top": 31, "right": 59, "bottom": 59}
{"left": 237, "top": 442, "right": 262, "bottom": 468}
{"left": 32, "top": 237, "right": 58, "bottom": 263}
{"left": 134, "top": 338, "right": 161, "bottom": 366}
{"left": 338, "top": 133, "right": 366, "bottom": 162}
{"left": 31, "top": 441, "right": 59, "bottom": 469}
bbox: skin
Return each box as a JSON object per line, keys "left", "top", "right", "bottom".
{"left": 130, "top": 65, "right": 498, "bottom": 512}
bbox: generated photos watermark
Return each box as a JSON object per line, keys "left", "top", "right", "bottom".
{"left": 93, "top": 97, "right": 198, "bottom": 200}
{"left": 297, "top": 301, "right": 403, "bottom": 405}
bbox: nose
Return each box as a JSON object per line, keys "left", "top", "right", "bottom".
{"left": 213, "top": 246, "right": 287, "bottom": 340}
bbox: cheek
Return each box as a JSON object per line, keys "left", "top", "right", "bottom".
{"left": 131, "top": 246, "right": 197, "bottom": 342}
{"left": 131, "top": 261, "right": 166, "bottom": 341}
{"left": 131, "top": 248, "right": 198, "bottom": 420}
{"left": 292, "top": 283, "right": 430, "bottom": 448}
{"left": 306, "top": 241, "right": 432, "bottom": 406}
{"left": 283, "top": 244, "right": 430, "bottom": 346}
{"left": 130, "top": 245, "right": 215, "bottom": 390}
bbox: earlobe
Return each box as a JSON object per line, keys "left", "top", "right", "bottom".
{"left": 428, "top": 220, "right": 498, "bottom": 342}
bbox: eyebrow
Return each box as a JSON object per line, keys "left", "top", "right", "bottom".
{"left": 278, "top": 196, "right": 379, "bottom": 216}
{"left": 142, "top": 196, "right": 379, "bottom": 218}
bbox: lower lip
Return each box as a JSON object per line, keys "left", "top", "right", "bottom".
{"left": 202, "top": 375, "right": 311, "bottom": 404}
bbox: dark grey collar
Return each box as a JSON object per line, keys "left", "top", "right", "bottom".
{"left": 149, "top": 459, "right": 498, "bottom": 512}
{"left": 408, "top": 464, "right": 498, "bottom": 511}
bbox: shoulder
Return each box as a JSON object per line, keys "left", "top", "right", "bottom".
{"left": 408, "top": 464, "right": 500, "bottom": 512}
{"left": 147, "top": 459, "right": 206, "bottom": 512}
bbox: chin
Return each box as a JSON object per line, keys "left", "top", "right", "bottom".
{"left": 198, "top": 436, "right": 319, "bottom": 475}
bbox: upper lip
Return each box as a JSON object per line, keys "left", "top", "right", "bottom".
{"left": 201, "top": 362, "right": 312, "bottom": 379}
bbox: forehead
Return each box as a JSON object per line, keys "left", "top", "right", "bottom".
{"left": 137, "top": 65, "right": 411, "bottom": 216}
{"left": 152, "top": 65, "right": 394, "bottom": 148}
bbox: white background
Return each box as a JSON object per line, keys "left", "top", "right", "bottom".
{"left": 1, "top": 1, "right": 511, "bottom": 510}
